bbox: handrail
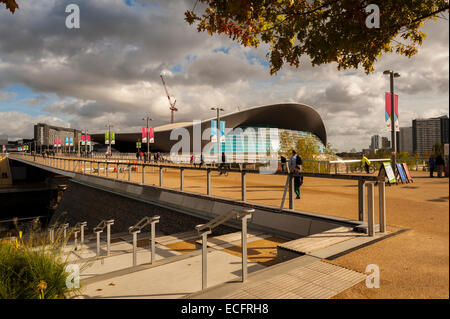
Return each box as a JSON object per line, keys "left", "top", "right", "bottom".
{"left": 128, "top": 216, "right": 161, "bottom": 233}
{"left": 195, "top": 208, "right": 254, "bottom": 234}
{"left": 93, "top": 219, "right": 113, "bottom": 233}
{"left": 128, "top": 216, "right": 161, "bottom": 266}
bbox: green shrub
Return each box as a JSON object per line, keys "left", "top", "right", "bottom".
{"left": 0, "top": 229, "right": 79, "bottom": 299}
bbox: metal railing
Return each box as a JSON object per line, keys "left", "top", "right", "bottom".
{"left": 195, "top": 208, "right": 254, "bottom": 290}
{"left": 93, "top": 219, "right": 114, "bottom": 257}
{"left": 128, "top": 216, "right": 160, "bottom": 266}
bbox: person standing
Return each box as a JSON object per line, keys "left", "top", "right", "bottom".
{"left": 435, "top": 154, "right": 444, "bottom": 178}
{"left": 289, "top": 150, "right": 298, "bottom": 173}
{"left": 428, "top": 155, "right": 435, "bottom": 178}
{"left": 199, "top": 153, "right": 204, "bottom": 168}
{"left": 219, "top": 152, "right": 226, "bottom": 175}
{"left": 280, "top": 155, "right": 286, "bottom": 172}
{"left": 361, "top": 154, "right": 371, "bottom": 174}
{"left": 293, "top": 164, "right": 303, "bottom": 199}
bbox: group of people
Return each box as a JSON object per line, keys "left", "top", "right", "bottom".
{"left": 428, "top": 153, "right": 445, "bottom": 178}
{"left": 136, "top": 151, "right": 162, "bottom": 162}
{"left": 280, "top": 150, "right": 304, "bottom": 199}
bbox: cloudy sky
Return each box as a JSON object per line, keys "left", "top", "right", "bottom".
{"left": 0, "top": 0, "right": 448, "bottom": 151}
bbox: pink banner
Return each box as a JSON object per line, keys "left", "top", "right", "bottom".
{"left": 53, "top": 139, "right": 57, "bottom": 147}
{"left": 149, "top": 128, "right": 154, "bottom": 143}
{"left": 142, "top": 127, "right": 147, "bottom": 143}
{"left": 58, "top": 139, "right": 61, "bottom": 147}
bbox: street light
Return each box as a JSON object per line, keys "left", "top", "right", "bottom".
{"left": 383, "top": 70, "right": 400, "bottom": 173}
{"left": 211, "top": 107, "right": 224, "bottom": 164}
{"left": 142, "top": 116, "right": 152, "bottom": 162}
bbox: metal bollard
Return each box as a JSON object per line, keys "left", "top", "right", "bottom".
{"left": 366, "top": 183, "right": 375, "bottom": 236}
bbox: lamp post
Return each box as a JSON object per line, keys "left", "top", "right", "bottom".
{"left": 211, "top": 107, "right": 224, "bottom": 164}
{"left": 142, "top": 116, "right": 152, "bottom": 162}
{"left": 383, "top": 70, "right": 400, "bottom": 174}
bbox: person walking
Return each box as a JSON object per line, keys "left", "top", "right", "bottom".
{"left": 361, "top": 154, "right": 371, "bottom": 174}
{"left": 428, "top": 155, "right": 435, "bottom": 178}
{"left": 293, "top": 164, "right": 303, "bottom": 199}
{"left": 136, "top": 151, "right": 140, "bottom": 161}
{"left": 435, "top": 154, "right": 444, "bottom": 178}
{"left": 280, "top": 155, "right": 286, "bottom": 172}
{"left": 219, "top": 152, "right": 226, "bottom": 175}
{"left": 199, "top": 153, "right": 204, "bottom": 168}
{"left": 289, "top": 150, "right": 300, "bottom": 173}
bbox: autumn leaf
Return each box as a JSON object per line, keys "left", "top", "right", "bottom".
{"left": 1, "top": 0, "right": 19, "bottom": 13}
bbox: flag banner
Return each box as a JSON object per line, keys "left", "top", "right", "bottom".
{"left": 149, "top": 128, "right": 154, "bottom": 143}
{"left": 87, "top": 135, "right": 91, "bottom": 145}
{"left": 211, "top": 120, "right": 217, "bottom": 142}
{"left": 385, "top": 92, "right": 399, "bottom": 132}
{"left": 142, "top": 127, "right": 147, "bottom": 143}
{"left": 54, "top": 139, "right": 57, "bottom": 147}
{"left": 70, "top": 137, "right": 73, "bottom": 146}
{"left": 81, "top": 134, "right": 85, "bottom": 145}
{"left": 2, "top": 145, "right": 5, "bottom": 152}
{"left": 105, "top": 132, "right": 109, "bottom": 144}
{"left": 65, "top": 137, "right": 69, "bottom": 146}
{"left": 58, "top": 139, "right": 61, "bottom": 147}
{"left": 111, "top": 132, "right": 115, "bottom": 145}
{"left": 220, "top": 121, "right": 226, "bottom": 143}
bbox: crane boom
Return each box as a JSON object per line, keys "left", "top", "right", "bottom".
{"left": 160, "top": 74, "right": 178, "bottom": 123}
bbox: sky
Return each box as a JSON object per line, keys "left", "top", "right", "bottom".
{"left": 0, "top": 0, "right": 448, "bottom": 152}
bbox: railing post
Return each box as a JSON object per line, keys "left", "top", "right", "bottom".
{"left": 159, "top": 166, "right": 163, "bottom": 186}
{"left": 96, "top": 231, "right": 102, "bottom": 257}
{"left": 97, "top": 161, "right": 100, "bottom": 175}
{"left": 206, "top": 169, "right": 211, "bottom": 195}
{"left": 366, "top": 183, "right": 375, "bottom": 236}
{"left": 239, "top": 209, "right": 254, "bottom": 282}
{"left": 128, "top": 164, "right": 131, "bottom": 181}
{"left": 116, "top": 163, "right": 119, "bottom": 179}
{"left": 74, "top": 230, "right": 79, "bottom": 251}
{"left": 416, "top": 159, "right": 418, "bottom": 171}
{"left": 199, "top": 228, "right": 212, "bottom": 290}
{"left": 358, "top": 179, "right": 366, "bottom": 221}
{"left": 334, "top": 163, "right": 338, "bottom": 174}
{"left": 80, "top": 222, "right": 87, "bottom": 248}
{"left": 106, "top": 161, "right": 109, "bottom": 177}
{"left": 378, "top": 181, "right": 386, "bottom": 233}
{"left": 318, "top": 162, "right": 321, "bottom": 173}
{"left": 90, "top": 160, "right": 93, "bottom": 175}
{"left": 150, "top": 217, "right": 160, "bottom": 264}
{"left": 106, "top": 220, "right": 114, "bottom": 256}
{"left": 63, "top": 158, "right": 66, "bottom": 170}
{"left": 83, "top": 160, "right": 86, "bottom": 174}
{"left": 241, "top": 171, "right": 246, "bottom": 202}
{"left": 288, "top": 174, "right": 294, "bottom": 210}
{"left": 62, "top": 223, "right": 69, "bottom": 239}
{"left": 180, "top": 168, "right": 184, "bottom": 190}
{"left": 132, "top": 230, "right": 140, "bottom": 266}
{"left": 142, "top": 164, "right": 145, "bottom": 184}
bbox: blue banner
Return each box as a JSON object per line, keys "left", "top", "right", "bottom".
{"left": 396, "top": 163, "right": 407, "bottom": 183}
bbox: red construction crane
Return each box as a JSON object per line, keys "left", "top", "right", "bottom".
{"left": 160, "top": 74, "right": 178, "bottom": 124}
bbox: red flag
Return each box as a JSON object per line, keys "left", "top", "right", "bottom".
{"left": 142, "top": 127, "right": 147, "bottom": 143}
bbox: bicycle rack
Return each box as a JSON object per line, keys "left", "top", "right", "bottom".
{"left": 93, "top": 219, "right": 114, "bottom": 257}
{"left": 128, "top": 216, "right": 161, "bottom": 267}
{"left": 195, "top": 208, "right": 254, "bottom": 290}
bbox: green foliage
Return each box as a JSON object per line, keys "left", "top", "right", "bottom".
{"left": 432, "top": 141, "right": 444, "bottom": 156}
{"left": 0, "top": 227, "right": 79, "bottom": 299}
{"left": 278, "top": 131, "right": 322, "bottom": 172}
{"left": 185, "top": 0, "right": 449, "bottom": 74}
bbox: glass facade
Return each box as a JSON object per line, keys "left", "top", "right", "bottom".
{"left": 208, "top": 125, "right": 324, "bottom": 155}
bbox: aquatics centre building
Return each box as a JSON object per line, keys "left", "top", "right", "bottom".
{"left": 91, "top": 103, "right": 327, "bottom": 160}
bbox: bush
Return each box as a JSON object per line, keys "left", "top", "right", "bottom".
{"left": 0, "top": 229, "right": 79, "bottom": 299}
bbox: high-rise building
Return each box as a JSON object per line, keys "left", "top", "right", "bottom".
{"left": 399, "top": 127, "right": 413, "bottom": 154}
{"left": 412, "top": 115, "right": 449, "bottom": 156}
{"left": 382, "top": 137, "right": 390, "bottom": 149}
{"left": 370, "top": 135, "right": 381, "bottom": 152}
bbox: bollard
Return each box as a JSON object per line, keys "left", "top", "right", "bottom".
{"left": 366, "top": 183, "right": 375, "bottom": 236}
{"left": 206, "top": 169, "right": 211, "bottom": 195}
{"left": 180, "top": 168, "right": 184, "bottom": 191}
{"left": 378, "top": 181, "right": 386, "bottom": 233}
{"left": 106, "top": 220, "right": 114, "bottom": 256}
{"left": 241, "top": 171, "right": 246, "bottom": 202}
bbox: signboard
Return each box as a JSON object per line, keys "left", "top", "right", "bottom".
{"left": 2, "top": 145, "right": 5, "bottom": 152}
{"left": 81, "top": 135, "right": 85, "bottom": 145}
{"left": 136, "top": 142, "right": 141, "bottom": 149}
{"left": 105, "top": 132, "right": 109, "bottom": 144}
{"left": 149, "top": 128, "right": 154, "bottom": 143}
{"left": 396, "top": 163, "right": 407, "bottom": 183}
{"left": 70, "top": 137, "right": 74, "bottom": 146}
{"left": 382, "top": 162, "right": 397, "bottom": 184}
{"left": 385, "top": 92, "right": 399, "bottom": 132}
{"left": 402, "top": 163, "right": 413, "bottom": 183}
{"left": 220, "top": 121, "right": 226, "bottom": 143}
{"left": 58, "top": 139, "right": 61, "bottom": 147}
{"left": 111, "top": 132, "right": 115, "bottom": 145}
{"left": 65, "top": 137, "right": 69, "bottom": 146}
{"left": 142, "top": 127, "right": 147, "bottom": 143}
{"left": 87, "top": 135, "right": 91, "bottom": 145}
{"left": 54, "top": 139, "right": 57, "bottom": 147}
